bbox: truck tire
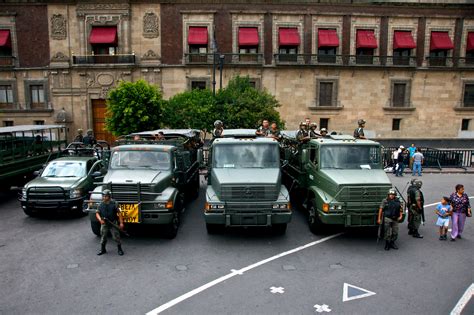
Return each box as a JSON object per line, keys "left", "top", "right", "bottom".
{"left": 308, "top": 199, "right": 325, "bottom": 235}
{"left": 162, "top": 213, "right": 179, "bottom": 239}
{"left": 272, "top": 223, "right": 287, "bottom": 235}
{"left": 206, "top": 223, "right": 223, "bottom": 234}
{"left": 91, "top": 221, "right": 101, "bottom": 236}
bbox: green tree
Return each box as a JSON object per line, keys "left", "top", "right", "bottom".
{"left": 105, "top": 80, "right": 164, "bottom": 136}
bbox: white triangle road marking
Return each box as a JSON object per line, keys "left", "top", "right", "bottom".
{"left": 343, "top": 283, "right": 376, "bottom": 302}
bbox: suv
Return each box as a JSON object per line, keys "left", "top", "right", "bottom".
{"left": 204, "top": 129, "right": 291, "bottom": 234}
{"left": 281, "top": 133, "right": 393, "bottom": 234}
{"left": 19, "top": 143, "right": 107, "bottom": 217}
{"left": 85, "top": 129, "right": 202, "bottom": 238}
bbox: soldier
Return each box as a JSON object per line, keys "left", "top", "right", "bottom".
{"left": 296, "top": 122, "right": 310, "bottom": 143}
{"left": 269, "top": 122, "right": 282, "bottom": 141}
{"left": 408, "top": 179, "right": 424, "bottom": 238}
{"left": 353, "top": 119, "right": 367, "bottom": 139}
{"left": 309, "top": 122, "right": 320, "bottom": 138}
{"left": 73, "top": 129, "right": 84, "bottom": 143}
{"left": 212, "top": 120, "right": 224, "bottom": 138}
{"left": 406, "top": 178, "right": 417, "bottom": 235}
{"left": 255, "top": 119, "right": 270, "bottom": 136}
{"left": 377, "top": 189, "right": 403, "bottom": 251}
{"left": 319, "top": 128, "right": 329, "bottom": 138}
{"left": 95, "top": 189, "right": 125, "bottom": 256}
{"left": 83, "top": 129, "right": 97, "bottom": 146}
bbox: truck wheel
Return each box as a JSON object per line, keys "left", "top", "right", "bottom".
{"left": 308, "top": 199, "right": 324, "bottom": 235}
{"left": 206, "top": 223, "right": 223, "bottom": 234}
{"left": 162, "top": 213, "right": 179, "bottom": 239}
{"left": 272, "top": 223, "right": 287, "bottom": 235}
{"left": 23, "top": 207, "right": 38, "bottom": 217}
{"left": 91, "top": 221, "right": 101, "bottom": 236}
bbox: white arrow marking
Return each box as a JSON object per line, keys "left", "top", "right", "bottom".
{"left": 314, "top": 304, "right": 331, "bottom": 313}
{"left": 269, "top": 286, "right": 284, "bottom": 294}
{"left": 343, "top": 283, "right": 376, "bottom": 302}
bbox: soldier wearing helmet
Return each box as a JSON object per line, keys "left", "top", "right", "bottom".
{"left": 255, "top": 119, "right": 270, "bottom": 137}
{"left": 74, "top": 128, "right": 84, "bottom": 143}
{"left": 296, "top": 121, "right": 310, "bottom": 143}
{"left": 378, "top": 188, "right": 403, "bottom": 250}
{"left": 83, "top": 129, "right": 97, "bottom": 146}
{"left": 309, "top": 122, "right": 320, "bottom": 138}
{"left": 353, "top": 119, "right": 367, "bottom": 139}
{"left": 319, "top": 128, "right": 329, "bottom": 138}
{"left": 408, "top": 179, "right": 424, "bottom": 238}
{"left": 95, "top": 189, "right": 124, "bottom": 256}
{"left": 212, "top": 120, "right": 224, "bottom": 138}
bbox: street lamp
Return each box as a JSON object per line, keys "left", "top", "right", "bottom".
{"left": 219, "top": 54, "right": 225, "bottom": 90}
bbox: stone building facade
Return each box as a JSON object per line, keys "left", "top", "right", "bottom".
{"left": 0, "top": 0, "right": 473, "bottom": 142}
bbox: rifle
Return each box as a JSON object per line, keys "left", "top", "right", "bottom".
{"left": 377, "top": 215, "right": 384, "bottom": 243}
{"left": 103, "top": 218, "right": 130, "bottom": 237}
{"left": 421, "top": 205, "right": 425, "bottom": 226}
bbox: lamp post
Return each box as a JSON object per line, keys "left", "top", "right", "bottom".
{"left": 219, "top": 54, "right": 225, "bottom": 90}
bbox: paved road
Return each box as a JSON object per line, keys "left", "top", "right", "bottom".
{"left": 0, "top": 174, "right": 472, "bottom": 315}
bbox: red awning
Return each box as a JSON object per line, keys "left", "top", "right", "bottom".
{"left": 467, "top": 32, "right": 474, "bottom": 52}
{"left": 0, "top": 30, "right": 11, "bottom": 48}
{"left": 279, "top": 28, "right": 300, "bottom": 46}
{"left": 318, "top": 29, "right": 339, "bottom": 48}
{"left": 188, "top": 27, "right": 208, "bottom": 45}
{"left": 393, "top": 31, "right": 416, "bottom": 49}
{"left": 430, "top": 32, "right": 454, "bottom": 51}
{"left": 356, "top": 30, "right": 378, "bottom": 49}
{"left": 89, "top": 27, "right": 117, "bottom": 45}
{"left": 238, "top": 28, "right": 259, "bottom": 46}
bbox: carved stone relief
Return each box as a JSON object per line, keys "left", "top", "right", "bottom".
{"left": 142, "top": 50, "right": 160, "bottom": 60}
{"left": 51, "top": 14, "right": 67, "bottom": 40}
{"left": 86, "top": 15, "right": 120, "bottom": 26}
{"left": 51, "top": 52, "right": 69, "bottom": 62}
{"left": 143, "top": 12, "right": 159, "bottom": 38}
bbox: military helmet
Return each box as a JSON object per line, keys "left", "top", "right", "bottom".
{"left": 388, "top": 188, "right": 397, "bottom": 195}
{"left": 358, "top": 119, "right": 366, "bottom": 125}
{"left": 414, "top": 179, "right": 422, "bottom": 188}
{"left": 310, "top": 122, "right": 318, "bottom": 128}
{"left": 320, "top": 128, "right": 328, "bottom": 133}
{"left": 102, "top": 189, "right": 112, "bottom": 196}
{"left": 299, "top": 121, "right": 307, "bottom": 126}
{"left": 86, "top": 129, "right": 93, "bottom": 135}
{"left": 77, "top": 128, "right": 83, "bottom": 134}
{"left": 214, "top": 120, "right": 223, "bottom": 127}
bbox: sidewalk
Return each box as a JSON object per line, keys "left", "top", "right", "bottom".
{"left": 386, "top": 167, "right": 474, "bottom": 175}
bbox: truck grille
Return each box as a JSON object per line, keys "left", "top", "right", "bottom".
{"left": 27, "top": 187, "right": 68, "bottom": 200}
{"left": 110, "top": 184, "right": 156, "bottom": 202}
{"left": 220, "top": 185, "right": 278, "bottom": 201}
{"left": 337, "top": 186, "right": 390, "bottom": 203}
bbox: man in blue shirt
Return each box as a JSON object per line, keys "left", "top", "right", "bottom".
{"left": 408, "top": 143, "right": 417, "bottom": 169}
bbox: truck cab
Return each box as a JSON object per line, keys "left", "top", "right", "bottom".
{"left": 281, "top": 134, "right": 392, "bottom": 234}
{"left": 205, "top": 129, "right": 291, "bottom": 234}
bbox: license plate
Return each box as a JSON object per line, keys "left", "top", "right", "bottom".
{"left": 119, "top": 203, "right": 140, "bottom": 223}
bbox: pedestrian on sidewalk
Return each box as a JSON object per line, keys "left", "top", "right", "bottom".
{"left": 435, "top": 196, "right": 452, "bottom": 241}
{"left": 449, "top": 184, "right": 472, "bottom": 241}
{"left": 412, "top": 149, "right": 424, "bottom": 176}
{"left": 408, "top": 143, "right": 417, "bottom": 169}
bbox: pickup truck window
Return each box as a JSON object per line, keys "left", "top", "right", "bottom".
{"left": 42, "top": 161, "right": 86, "bottom": 178}
{"left": 320, "top": 145, "right": 381, "bottom": 170}
{"left": 110, "top": 150, "right": 171, "bottom": 170}
{"left": 214, "top": 144, "right": 279, "bottom": 168}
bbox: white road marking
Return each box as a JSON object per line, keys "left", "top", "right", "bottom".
{"left": 146, "top": 233, "right": 343, "bottom": 315}
{"left": 314, "top": 304, "right": 332, "bottom": 313}
{"left": 342, "top": 283, "right": 376, "bottom": 302}
{"left": 269, "top": 286, "right": 285, "bottom": 294}
{"left": 450, "top": 283, "right": 474, "bottom": 315}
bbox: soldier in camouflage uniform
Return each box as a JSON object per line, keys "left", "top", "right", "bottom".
{"left": 378, "top": 189, "right": 403, "bottom": 251}
{"left": 406, "top": 178, "right": 417, "bottom": 235}
{"left": 95, "top": 189, "right": 125, "bottom": 256}
{"left": 296, "top": 122, "right": 310, "bottom": 143}
{"left": 408, "top": 179, "right": 424, "bottom": 238}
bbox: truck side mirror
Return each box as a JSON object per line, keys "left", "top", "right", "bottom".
{"left": 301, "top": 149, "right": 309, "bottom": 164}
{"left": 33, "top": 170, "right": 40, "bottom": 176}
{"left": 197, "top": 148, "right": 203, "bottom": 165}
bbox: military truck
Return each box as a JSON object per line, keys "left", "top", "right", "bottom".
{"left": 280, "top": 133, "right": 392, "bottom": 234}
{"left": 204, "top": 129, "right": 291, "bottom": 235}
{"left": 0, "top": 125, "right": 67, "bottom": 190}
{"left": 84, "top": 129, "right": 202, "bottom": 239}
{"left": 19, "top": 143, "right": 108, "bottom": 217}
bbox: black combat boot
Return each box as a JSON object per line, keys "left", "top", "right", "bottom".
{"left": 117, "top": 245, "right": 124, "bottom": 256}
{"left": 384, "top": 241, "right": 390, "bottom": 251}
{"left": 412, "top": 230, "right": 424, "bottom": 238}
{"left": 97, "top": 244, "right": 107, "bottom": 255}
{"left": 390, "top": 241, "right": 398, "bottom": 250}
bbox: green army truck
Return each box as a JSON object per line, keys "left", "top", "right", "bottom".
{"left": 204, "top": 129, "right": 291, "bottom": 235}
{"left": 280, "top": 133, "right": 392, "bottom": 234}
{"left": 84, "top": 129, "right": 202, "bottom": 239}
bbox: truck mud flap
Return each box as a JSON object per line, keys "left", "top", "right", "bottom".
{"left": 345, "top": 214, "right": 377, "bottom": 227}
{"left": 225, "top": 214, "right": 272, "bottom": 227}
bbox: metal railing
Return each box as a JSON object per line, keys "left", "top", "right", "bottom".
{"left": 273, "top": 54, "right": 417, "bottom": 67}
{"left": 72, "top": 54, "right": 136, "bottom": 65}
{"left": 426, "top": 56, "right": 454, "bottom": 67}
{"left": 0, "top": 56, "right": 14, "bottom": 66}
{"left": 184, "top": 53, "right": 264, "bottom": 65}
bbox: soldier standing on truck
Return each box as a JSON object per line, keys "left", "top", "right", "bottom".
{"left": 309, "top": 123, "right": 320, "bottom": 138}
{"left": 319, "top": 128, "right": 329, "bottom": 138}
{"left": 83, "top": 129, "right": 97, "bottom": 146}
{"left": 269, "top": 122, "right": 282, "bottom": 141}
{"left": 212, "top": 120, "right": 224, "bottom": 138}
{"left": 408, "top": 179, "right": 424, "bottom": 238}
{"left": 353, "top": 119, "right": 367, "bottom": 139}
{"left": 74, "top": 129, "right": 84, "bottom": 142}
{"left": 296, "top": 122, "right": 310, "bottom": 143}
{"left": 96, "top": 189, "right": 125, "bottom": 256}
{"left": 256, "top": 119, "right": 270, "bottom": 136}
{"left": 378, "top": 189, "right": 403, "bottom": 251}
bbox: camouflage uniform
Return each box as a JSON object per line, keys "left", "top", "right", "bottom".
{"left": 256, "top": 126, "right": 270, "bottom": 136}
{"left": 380, "top": 198, "right": 402, "bottom": 242}
{"left": 409, "top": 189, "right": 424, "bottom": 238}
{"left": 96, "top": 200, "right": 122, "bottom": 247}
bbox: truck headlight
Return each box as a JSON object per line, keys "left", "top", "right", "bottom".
{"left": 273, "top": 203, "right": 290, "bottom": 210}
{"left": 154, "top": 201, "right": 174, "bottom": 209}
{"left": 22, "top": 188, "right": 27, "bottom": 199}
{"left": 70, "top": 189, "right": 83, "bottom": 198}
{"left": 204, "top": 203, "right": 224, "bottom": 212}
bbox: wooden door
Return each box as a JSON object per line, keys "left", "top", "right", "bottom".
{"left": 91, "top": 99, "right": 116, "bottom": 145}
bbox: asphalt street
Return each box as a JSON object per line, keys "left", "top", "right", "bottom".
{"left": 0, "top": 173, "right": 472, "bottom": 315}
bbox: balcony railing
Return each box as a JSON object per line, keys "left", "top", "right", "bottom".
{"left": 184, "top": 53, "right": 264, "bottom": 65}
{"left": 426, "top": 56, "right": 454, "bottom": 67}
{"left": 274, "top": 54, "right": 417, "bottom": 67}
{"left": 0, "top": 56, "right": 14, "bottom": 66}
{"left": 455, "top": 57, "right": 474, "bottom": 68}
{"left": 72, "top": 54, "right": 136, "bottom": 65}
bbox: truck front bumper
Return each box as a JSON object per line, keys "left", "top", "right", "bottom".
{"left": 87, "top": 209, "right": 174, "bottom": 225}
{"left": 204, "top": 211, "right": 292, "bottom": 227}
{"left": 20, "top": 197, "right": 84, "bottom": 211}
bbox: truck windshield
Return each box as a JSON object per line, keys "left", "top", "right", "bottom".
{"left": 320, "top": 145, "right": 382, "bottom": 170}
{"left": 110, "top": 150, "right": 171, "bottom": 170}
{"left": 42, "top": 161, "right": 86, "bottom": 178}
{"left": 213, "top": 144, "right": 279, "bottom": 168}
